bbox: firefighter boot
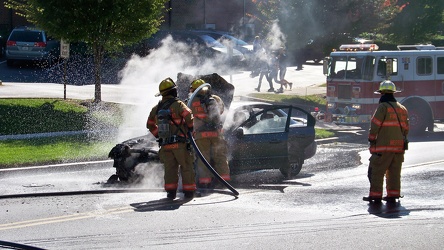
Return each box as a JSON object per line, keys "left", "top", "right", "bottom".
{"left": 167, "top": 191, "right": 177, "bottom": 200}
{"left": 183, "top": 191, "right": 195, "bottom": 199}
{"left": 363, "top": 196, "right": 382, "bottom": 204}
{"left": 383, "top": 196, "right": 403, "bottom": 203}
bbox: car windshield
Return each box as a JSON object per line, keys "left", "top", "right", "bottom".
{"left": 200, "top": 35, "right": 225, "bottom": 48}
{"left": 222, "top": 35, "right": 249, "bottom": 46}
{"left": 9, "top": 31, "right": 43, "bottom": 42}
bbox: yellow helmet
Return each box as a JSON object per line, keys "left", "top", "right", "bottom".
{"left": 190, "top": 79, "right": 205, "bottom": 92}
{"left": 155, "top": 77, "right": 176, "bottom": 97}
{"left": 375, "top": 80, "right": 399, "bottom": 94}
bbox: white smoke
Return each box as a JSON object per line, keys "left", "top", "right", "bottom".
{"left": 115, "top": 35, "right": 229, "bottom": 141}
{"left": 265, "top": 20, "right": 286, "bottom": 51}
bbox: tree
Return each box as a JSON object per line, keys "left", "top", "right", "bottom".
{"left": 252, "top": 0, "right": 444, "bottom": 53}
{"left": 5, "top": 0, "right": 168, "bottom": 102}
{"left": 382, "top": 0, "right": 444, "bottom": 44}
{"left": 251, "top": 0, "right": 402, "bottom": 54}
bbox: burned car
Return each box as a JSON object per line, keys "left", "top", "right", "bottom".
{"left": 223, "top": 101, "right": 316, "bottom": 177}
{"left": 108, "top": 73, "right": 316, "bottom": 183}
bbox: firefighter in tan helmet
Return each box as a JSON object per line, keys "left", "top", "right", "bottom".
{"left": 188, "top": 79, "right": 231, "bottom": 189}
{"left": 364, "top": 80, "right": 409, "bottom": 204}
{"left": 147, "top": 78, "right": 196, "bottom": 199}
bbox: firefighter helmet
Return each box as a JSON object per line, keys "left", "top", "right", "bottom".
{"left": 155, "top": 78, "right": 176, "bottom": 97}
{"left": 190, "top": 79, "right": 205, "bottom": 91}
{"left": 375, "top": 80, "right": 399, "bottom": 94}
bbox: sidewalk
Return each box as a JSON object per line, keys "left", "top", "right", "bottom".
{"left": 222, "top": 65, "right": 326, "bottom": 98}
{"left": 0, "top": 65, "right": 327, "bottom": 101}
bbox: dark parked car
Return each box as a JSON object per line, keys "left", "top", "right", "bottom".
{"left": 5, "top": 26, "right": 60, "bottom": 67}
{"left": 108, "top": 101, "right": 316, "bottom": 183}
{"left": 0, "top": 35, "right": 5, "bottom": 57}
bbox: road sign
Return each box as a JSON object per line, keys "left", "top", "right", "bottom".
{"left": 60, "top": 39, "right": 70, "bottom": 58}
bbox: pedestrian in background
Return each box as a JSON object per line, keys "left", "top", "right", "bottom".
{"left": 147, "top": 78, "right": 196, "bottom": 199}
{"left": 364, "top": 80, "right": 409, "bottom": 204}
{"left": 250, "top": 36, "right": 262, "bottom": 78}
{"left": 255, "top": 49, "right": 274, "bottom": 92}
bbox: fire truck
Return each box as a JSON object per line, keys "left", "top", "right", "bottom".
{"left": 323, "top": 43, "right": 444, "bottom": 133}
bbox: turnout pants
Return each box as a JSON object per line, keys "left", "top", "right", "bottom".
{"left": 195, "top": 136, "right": 230, "bottom": 184}
{"left": 159, "top": 142, "right": 196, "bottom": 192}
{"left": 368, "top": 152, "right": 404, "bottom": 198}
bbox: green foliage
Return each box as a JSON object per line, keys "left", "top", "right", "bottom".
{"left": 0, "top": 99, "right": 87, "bottom": 135}
{"left": 0, "top": 98, "right": 122, "bottom": 135}
{"left": 382, "top": 0, "right": 444, "bottom": 44}
{"left": 5, "top": 0, "right": 169, "bottom": 101}
{"left": 6, "top": 0, "right": 168, "bottom": 48}
{"left": 253, "top": 0, "right": 392, "bottom": 51}
{"left": 253, "top": 0, "right": 444, "bottom": 52}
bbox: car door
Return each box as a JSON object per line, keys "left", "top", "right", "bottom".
{"left": 227, "top": 105, "right": 291, "bottom": 172}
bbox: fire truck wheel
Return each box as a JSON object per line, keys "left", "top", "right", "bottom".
{"left": 408, "top": 108, "right": 427, "bottom": 134}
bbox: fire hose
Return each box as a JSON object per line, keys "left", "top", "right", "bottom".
{"left": 187, "top": 83, "right": 239, "bottom": 196}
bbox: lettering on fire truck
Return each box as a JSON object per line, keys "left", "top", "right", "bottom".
{"left": 323, "top": 43, "right": 444, "bottom": 133}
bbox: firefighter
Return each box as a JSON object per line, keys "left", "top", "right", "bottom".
{"left": 364, "top": 80, "right": 409, "bottom": 204}
{"left": 147, "top": 77, "right": 196, "bottom": 199}
{"left": 188, "top": 79, "right": 231, "bottom": 189}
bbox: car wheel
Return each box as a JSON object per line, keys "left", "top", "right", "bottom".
{"left": 279, "top": 161, "right": 302, "bottom": 178}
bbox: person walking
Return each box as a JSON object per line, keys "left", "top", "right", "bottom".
{"left": 249, "top": 36, "right": 262, "bottom": 78}
{"left": 147, "top": 77, "right": 196, "bottom": 199}
{"left": 363, "top": 80, "right": 409, "bottom": 204}
{"left": 188, "top": 79, "right": 231, "bottom": 189}
{"left": 255, "top": 49, "right": 274, "bottom": 92}
{"left": 277, "top": 46, "right": 292, "bottom": 91}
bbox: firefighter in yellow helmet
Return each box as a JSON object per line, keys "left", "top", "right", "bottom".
{"left": 189, "top": 79, "right": 231, "bottom": 189}
{"left": 364, "top": 80, "right": 409, "bottom": 204}
{"left": 147, "top": 77, "right": 196, "bottom": 199}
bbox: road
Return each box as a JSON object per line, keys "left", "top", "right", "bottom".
{"left": 1, "top": 131, "right": 444, "bottom": 249}
{"left": 1, "top": 57, "right": 444, "bottom": 249}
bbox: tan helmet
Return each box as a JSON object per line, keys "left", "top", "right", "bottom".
{"left": 190, "top": 79, "right": 206, "bottom": 92}
{"left": 375, "top": 80, "right": 399, "bottom": 94}
{"left": 155, "top": 77, "right": 176, "bottom": 97}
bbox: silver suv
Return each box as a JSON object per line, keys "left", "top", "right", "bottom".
{"left": 5, "top": 26, "right": 59, "bottom": 67}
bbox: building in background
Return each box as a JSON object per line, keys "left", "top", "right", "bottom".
{"left": 0, "top": 0, "right": 261, "bottom": 42}
{"left": 164, "top": 0, "right": 260, "bottom": 42}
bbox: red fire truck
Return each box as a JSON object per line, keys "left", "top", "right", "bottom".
{"left": 323, "top": 43, "right": 444, "bottom": 133}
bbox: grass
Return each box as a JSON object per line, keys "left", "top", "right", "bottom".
{"left": 0, "top": 98, "right": 123, "bottom": 169}
{"left": 0, "top": 135, "right": 114, "bottom": 168}
{"left": 249, "top": 93, "right": 327, "bottom": 108}
{"left": 0, "top": 98, "right": 122, "bottom": 135}
{"left": 315, "top": 128, "right": 335, "bottom": 139}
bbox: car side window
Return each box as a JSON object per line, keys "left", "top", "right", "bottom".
{"left": 243, "top": 109, "right": 287, "bottom": 135}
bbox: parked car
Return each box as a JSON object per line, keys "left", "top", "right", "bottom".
{"left": 0, "top": 35, "right": 6, "bottom": 58}
{"left": 141, "top": 30, "right": 245, "bottom": 66}
{"left": 190, "top": 30, "right": 254, "bottom": 66}
{"left": 108, "top": 101, "right": 316, "bottom": 183}
{"left": 5, "top": 26, "right": 60, "bottom": 67}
